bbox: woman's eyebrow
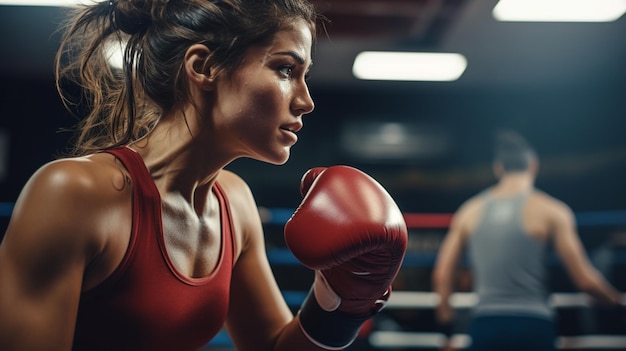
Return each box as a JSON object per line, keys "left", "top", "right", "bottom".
{"left": 274, "top": 51, "right": 306, "bottom": 65}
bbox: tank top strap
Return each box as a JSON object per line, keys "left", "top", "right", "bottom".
{"left": 104, "top": 146, "right": 236, "bottom": 269}
{"left": 103, "top": 146, "right": 161, "bottom": 202}
{"left": 212, "top": 181, "right": 237, "bottom": 268}
{"left": 512, "top": 189, "right": 532, "bottom": 209}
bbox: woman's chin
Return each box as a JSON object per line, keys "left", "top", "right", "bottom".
{"left": 255, "top": 149, "right": 291, "bottom": 166}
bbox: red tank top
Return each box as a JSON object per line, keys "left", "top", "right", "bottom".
{"left": 73, "top": 146, "right": 235, "bottom": 351}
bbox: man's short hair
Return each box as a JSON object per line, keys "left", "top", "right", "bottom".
{"left": 493, "top": 130, "right": 536, "bottom": 172}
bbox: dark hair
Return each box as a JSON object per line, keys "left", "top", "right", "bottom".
{"left": 55, "top": 0, "right": 319, "bottom": 156}
{"left": 493, "top": 130, "right": 536, "bottom": 172}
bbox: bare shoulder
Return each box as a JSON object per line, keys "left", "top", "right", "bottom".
{"left": 455, "top": 194, "right": 485, "bottom": 223}
{"left": 528, "top": 190, "right": 576, "bottom": 234}
{"left": 0, "top": 153, "right": 133, "bottom": 285}
{"left": 450, "top": 194, "right": 485, "bottom": 236}
{"left": 8, "top": 153, "right": 132, "bottom": 250}
{"left": 459, "top": 195, "right": 485, "bottom": 214}
{"left": 23, "top": 153, "right": 130, "bottom": 206}
{"left": 216, "top": 170, "right": 254, "bottom": 201}
{"left": 216, "top": 170, "right": 262, "bottom": 254}
{"left": 215, "top": 170, "right": 261, "bottom": 219}
{"left": 529, "top": 190, "right": 574, "bottom": 219}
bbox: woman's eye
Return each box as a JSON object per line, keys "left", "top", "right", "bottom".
{"left": 279, "top": 65, "right": 294, "bottom": 78}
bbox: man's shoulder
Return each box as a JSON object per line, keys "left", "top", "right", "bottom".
{"left": 529, "top": 189, "right": 573, "bottom": 218}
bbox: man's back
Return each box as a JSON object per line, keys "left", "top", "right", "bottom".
{"left": 467, "top": 189, "right": 553, "bottom": 319}
{"left": 432, "top": 130, "right": 621, "bottom": 351}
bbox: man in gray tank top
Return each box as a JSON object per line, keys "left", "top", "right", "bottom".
{"left": 432, "top": 130, "right": 622, "bottom": 351}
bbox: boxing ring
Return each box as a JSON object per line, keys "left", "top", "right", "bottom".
{"left": 1, "top": 204, "right": 625, "bottom": 350}
{"left": 255, "top": 208, "right": 626, "bottom": 351}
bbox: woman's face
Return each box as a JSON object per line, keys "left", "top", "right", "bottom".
{"left": 212, "top": 19, "right": 315, "bottom": 165}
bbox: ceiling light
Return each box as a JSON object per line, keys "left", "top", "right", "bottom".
{"left": 493, "top": 0, "right": 626, "bottom": 22}
{"left": 353, "top": 51, "right": 467, "bottom": 82}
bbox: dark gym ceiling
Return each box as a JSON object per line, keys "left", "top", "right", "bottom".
{"left": 0, "top": 1, "right": 625, "bottom": 212}
{"left": 1, "top": 0, "right": 624, "bottom": 88}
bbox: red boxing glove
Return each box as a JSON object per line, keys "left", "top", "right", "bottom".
{"left": 285, "top": 166, "right": 408, "bottom": 349}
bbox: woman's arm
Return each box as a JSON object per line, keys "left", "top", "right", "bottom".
{"left": 0, "top": 159, "right": 123, "bottom": 351}
{"left": 220, "top": 171, "right": 324, "bottom": 351}
{"left": 0, "top": 160, "right": 111, "bottom": 351}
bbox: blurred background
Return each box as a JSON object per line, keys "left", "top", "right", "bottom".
{"left": 1, "top": 0, "right": 625, "bottom": 350}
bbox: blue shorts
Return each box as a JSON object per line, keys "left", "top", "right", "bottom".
{"left": 467, "top": 315, "right": 556, "bottom": 351}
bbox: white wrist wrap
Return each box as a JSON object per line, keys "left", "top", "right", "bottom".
{"left": 313, "top": 271, "right": 341, "bottom": 311}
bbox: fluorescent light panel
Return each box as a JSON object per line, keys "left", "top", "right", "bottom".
{"left": 353, "top": 51, "right": 467, "bottom": 82}
{"left": 493, "top": 0, "right": 626, "bottom": 22}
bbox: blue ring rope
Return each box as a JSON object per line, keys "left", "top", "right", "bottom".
{"left": 3, "top": 202, "right": 626, "bottom": 227}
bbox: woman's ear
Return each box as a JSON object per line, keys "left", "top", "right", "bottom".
{"left": 184, "top": 44, "right": 215, "bottom": 91}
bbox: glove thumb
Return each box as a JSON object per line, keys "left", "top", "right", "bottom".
{"left": 300, "top": 167, "right": 327, "bottom": 198}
